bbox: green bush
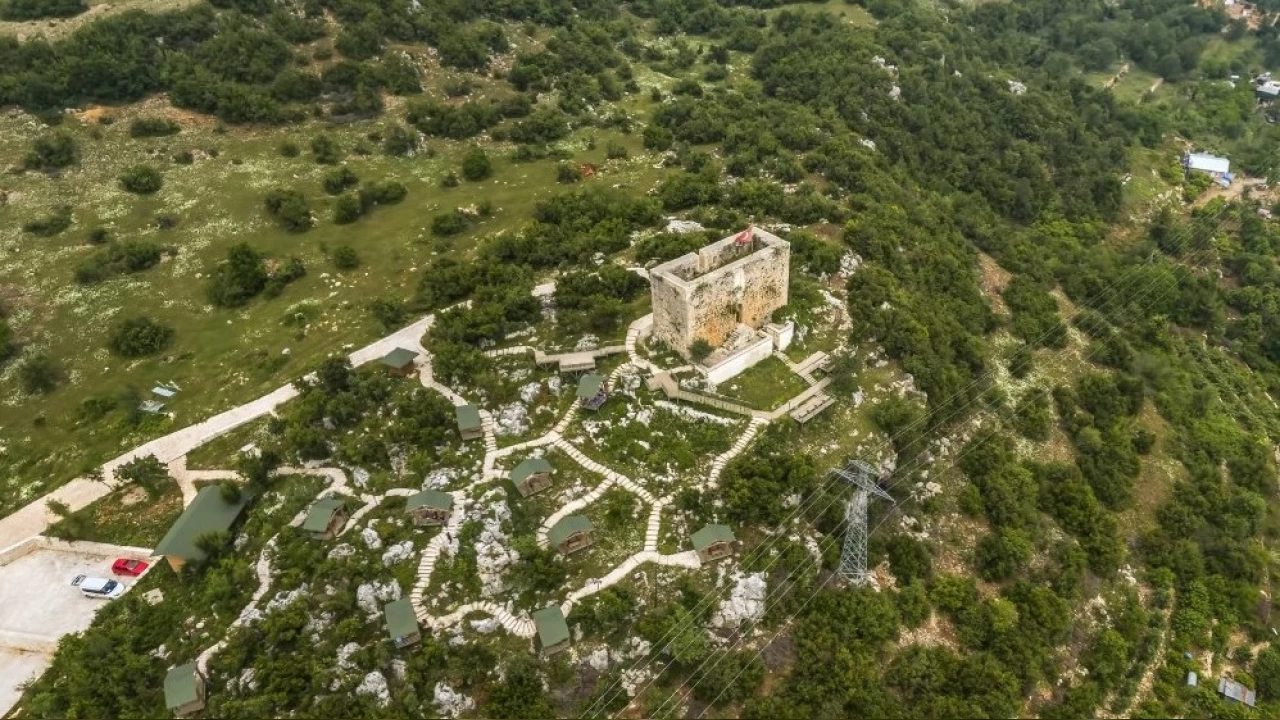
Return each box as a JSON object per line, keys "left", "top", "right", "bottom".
{"left": 605, "top": 142, "right": 628, "bottom": 160}
{"left": 128, "top": 117, "right": 180, "bottom": 138}
{"left": 358, "top": 180, "right": 407, "bottom": 206}
{"left": 333, "top": 194, "right": 363, "bottom": 224}
{"left": 107, "top": 316, "right": 174, "bottom": 357}
{"left": 263, "top": 189, "right": 313, "bottom": 232}
{"left": 278, "top": 140, "right": 300, "bottom": 157}
{"left": 461, "top": 147, "right": 492, "bottom": 181}
{"left": 119, "top": 165, "right": 163, "bottom": 195}
{"left": 0, "top": 0, "right": 86, "bottom": 20}
{"left": 311, "top": 134, "right": 341, "bottom": 164}
{"left": 431, "top": 209, "right": 470, "bottom": 237}
{"left": 332, "top": 244, "right": 360, "bottom": 270}
{"left": 18, "top": 352, "right": 60, "bottom": 394}
{"left": 75, "top": 240, "right": 162, "bottom": 284}
{"left": 22, "top": 205, "right": 73, "bottom": 237}
{"left": 321, "top": 167, "right": 359, "bottom": 195}
{"left": 206, "top": 243, "right": 268, "bottom": 307}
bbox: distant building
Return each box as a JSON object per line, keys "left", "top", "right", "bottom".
{"left": 302, "top": 496, "right": 348, "bottom": 540}
{"left": 548, "top": 515, "right": 594, "bottom": 555}
{"left": 164, "top": 663, "right": 206, "bottom": 718}
{"left": 691, "top": 524, "right": 736, "bottom": 564}
{"left": 405, "top": 489, "right": 453, "bottom": 527}
{"left": 154, "top": 485, "right": 253, "bottom": 571}
{"left": 510, "top": 457, "right": 554, "bottom": 498}
{"left": 456, "top": 405, "right": 484, "bottom": 441}
{"left": 1257, "top": 79, "right": 1280, "bottom": 100}
{"left": 532, "top": 605, "right": 571, "bottom": 655}
{"left": 1218, "top": 677, "right": 1257, "bottom": 708}
{"left": 379, "top": 347, "right": 419, "bottom": 377}
{"left": 577, "top": 374, "right": 607, "bottom": 411}
{"left": 384, "top": 597, "right": 421, "bottom": 649}
{"left": 1186, "top": 671, "right": 1198, "bottom": 687}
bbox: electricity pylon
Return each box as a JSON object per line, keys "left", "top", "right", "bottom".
{"left": 831, "top": 460, "right": 894, "bottom": 585}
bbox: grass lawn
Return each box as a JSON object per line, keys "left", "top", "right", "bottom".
{"left": 0, "top": 92, "right": 674, "bottom": 515}
{"left": 46, "top": 480, "right": 183, "bottom": 548}
{"left": 715, "top": 356, "right": 810, "bottom": 410}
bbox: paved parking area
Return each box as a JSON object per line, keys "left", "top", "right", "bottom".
{"left": 0, "top": 538, "right": 152, "bottom": 715}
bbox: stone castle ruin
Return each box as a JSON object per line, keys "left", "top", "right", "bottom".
{"left": 650, "top": 227, "right": 794, "bottom": 384}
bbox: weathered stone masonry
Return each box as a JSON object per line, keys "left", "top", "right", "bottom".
{"left": 649, "top": 228, "right": 790, "bottom": 359}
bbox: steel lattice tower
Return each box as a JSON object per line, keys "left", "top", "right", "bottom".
{"left": 832, "top": 460, "right": 894, "bottom": 585}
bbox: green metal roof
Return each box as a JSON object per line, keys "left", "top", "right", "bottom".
{"left": 406, "top": 489, "right": 453, "bottom": 511}
{"left": 456, "top": 404, "right": 482, "bottom": 431}
{"left": 380, "top": 347, "right": 418, "bottom": 369}
{"left": 510, "top": 457, "right": 553, "bottom": 484}
{"left": 301, "top": 496, "right": 345, "bottom": 533}
{"left": 547, "top": 515, "right": 593, "bottom": 547}
{"left": 384, "top": 597, "right": 419, "bottom": 640}
{"left": 164, "top": 663, "right": 200, "bottom": 709}
{"left": 154, "top": 485, "right": 252, "bottom": 562}
{"left": 691, "top": 524, "right": 735, "bottom": 551}
{"left": 576, "top": 373, "right": 605, "bottom": 400}
{"left": 532, "top": 605, "right": 570, "bottom": 648}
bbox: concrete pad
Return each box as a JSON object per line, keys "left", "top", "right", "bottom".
{"left": 0, "top": 538, "right": 152, "bottom": 716}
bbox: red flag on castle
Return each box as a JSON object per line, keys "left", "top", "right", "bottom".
{"left": 733, "top": 226, "right": 754, "bottom": 244}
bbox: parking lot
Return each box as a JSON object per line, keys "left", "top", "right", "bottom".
{"left": 0, "top": 537, "right": 152, "bottom": 715}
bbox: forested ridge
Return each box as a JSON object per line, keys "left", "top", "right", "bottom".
{"left": 5, "top": 0, "right": 1280, "bottom": 718}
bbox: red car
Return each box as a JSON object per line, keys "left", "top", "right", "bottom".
{"left": 111, "top": 558, "right": 148, "bottom": 576}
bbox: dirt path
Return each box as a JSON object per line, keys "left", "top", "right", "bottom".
{"left": 1104, "top": 62, "right": 1131, "bottom": 90}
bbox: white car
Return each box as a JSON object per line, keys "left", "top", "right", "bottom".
{"left": 71, "top": 574, "right": 125, "bottom": 599}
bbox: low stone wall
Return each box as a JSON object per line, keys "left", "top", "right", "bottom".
{"left": 703, "top": 334, "right": 774, "bottom": 386}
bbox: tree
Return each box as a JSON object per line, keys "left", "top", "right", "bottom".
{"left": 118, "top": 165, "right": 163, "bottom": 194}
{"left": 461, "top": 147, "right": 492, "bottom": 181}
{"left": 107, "top": 316, "right": 174, "bottom": 357}
{"left": 1, "top": 0, "right": 86, "bottom": 20}
{"left": 482, "top": 657, "right": 552, "bottom": 718}
{"left": 218, "top": 481, "right": 242, "bottom": 504}
{"left": 383, "top": 124, "right": 418, "bottom": 156}
{"left": 311, "top": 134, "right": 341, "bottom": 164}
{"left": 974, "top": 527, "right": 1033, "bottom": 582}
{"left": 116, "top": 455, "right": 169, "bottom": 500}
{"left": 207, "top": 243, "right": 268, "bottom": 307}
{"left": 18, "top": 351, "right": 60, "bottom": 394}
{"left": 23, "top": 131, "right": 79, "bottom": 171}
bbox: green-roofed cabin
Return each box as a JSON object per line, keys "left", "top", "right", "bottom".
{"left": 531, "top": 605, "right": 571, "bottom": 655}
{"left": 510, "top": 457, "right": 554, "bottom": 498}
{"left": 380, "top": 347, "right": 419, "bottom": 377}
{"left": 155, "top": 485, "right": 253, "bottom": 572}
{"left": 406, "top": 489, "right": 454, "bottom": 527}
{"left": 548, "top": 515, "right": 594, "bottom": 555}
{"left": 691, "top": 524, "right": 736, "bottom": 564}
{"left": 456, "top": 404, "right": 483, "bottom": 441}
{"left": 384, "top": 597, "right": 421, "bottom": 649}
{"left": 302, "top": 496, "right": 348, "bottom": 540}
{"left": 164, "top": 663, "right": 206, "bottom": 717}
{"left": 576, "top": 374, "right": 607, "bottom": 411}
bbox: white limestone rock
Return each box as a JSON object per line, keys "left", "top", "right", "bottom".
{"left": 587, "top": 647, "right": 610, "bottom": 672}
{"left": 336, "top": 642, "right": 361, "bottom": 671}
{"left": 381, "top": 540, "right": 415, "bottom": 566}
{"left": 519, "top": 381, "right": 542, "bottom": 404}
{"left": 355, "top": 671, "right": 390, "bottom": 707}
{"left": 433, "top": 682, "right": 475, "bottom": 718}
{"left": 328, "top": 543, "right": 355, "bottom": 560}
{"left": 356, "top": 580, "right": 401, "bottom": 616}
{"left": 494, "top": 402, "right": 530, "bottom": 437}
{"left": 712, "top": 573, "right": 766, "bottom": 628}
{"left": 361, "top": 526, "right": 383, "bottom": 550}
{"left": 471, "top": 617, "right": 500, "bottom": 634}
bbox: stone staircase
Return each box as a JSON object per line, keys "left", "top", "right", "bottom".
{"left": 410, "top": 492, "right": 468, "bottom": 622}
{"left": 428, "top": 600, "right": 536, "bottom": 638}
{"left": 707, "top": 417, "right": 768, "bottom": 488}
{"left": 644, "top": 502, "right": 665, "bottom": 552}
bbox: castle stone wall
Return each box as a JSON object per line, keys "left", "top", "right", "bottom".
{"left": 649, "top": 229, "right": 790, "bottom": 358}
